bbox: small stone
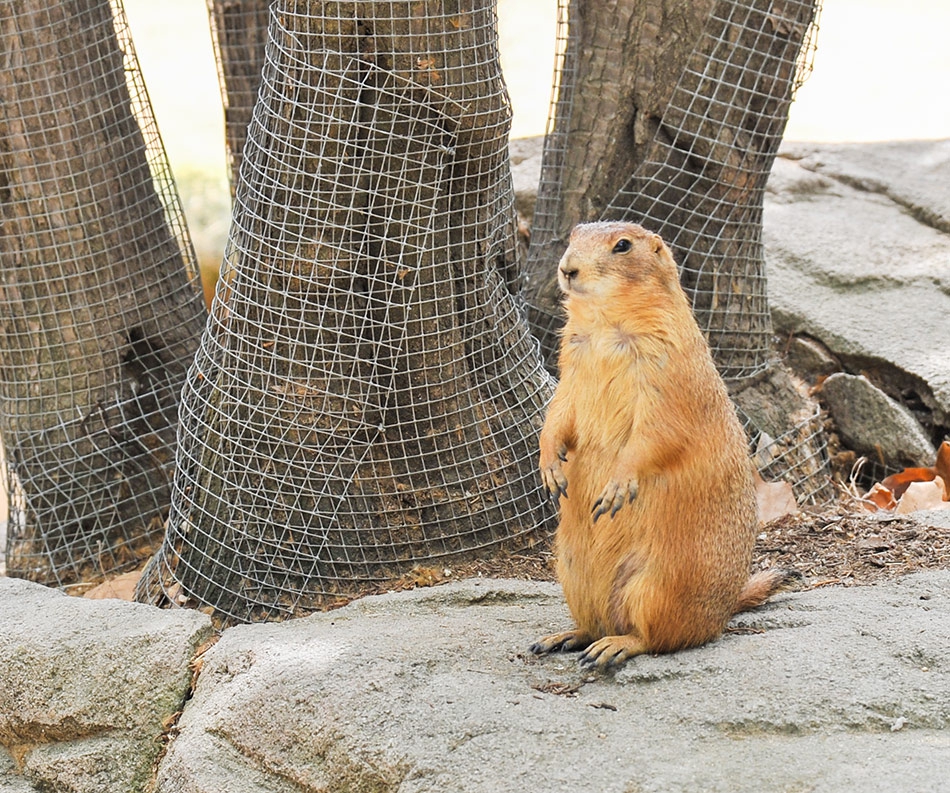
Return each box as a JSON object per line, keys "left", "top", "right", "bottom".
{"left": 857, "top": 535, "right": 891, "bottom": 552}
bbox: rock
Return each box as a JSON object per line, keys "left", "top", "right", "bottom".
{"left": 784, "top": 335, "right": 840, "bottom": 383}
{"left": 154, "top": 576, "right": 950, "bottom": 793}
{"left": 0, "top": 578, "right": 212, "bottom": 793}
{"left": 820, "top": 372, "right": 936, "bottom": 468}
{"left": 0, "top": 751, "right": 35, "bottom": 793}
{"left": 764, "top": 139, "right": 950, "bottom": 432}
{"left": 913, "top": 508, "right": 950, "bottom": 530}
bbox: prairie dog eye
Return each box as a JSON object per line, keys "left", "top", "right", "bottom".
{"left": 612, "top": 238, "right": 632, "bottom": 253}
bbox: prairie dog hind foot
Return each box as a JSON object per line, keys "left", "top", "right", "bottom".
{"left": 579, "top": 634, "right": 649, "bottom": 669}
{"left": 529, "top": 629, "right": 593, "bottom": 656}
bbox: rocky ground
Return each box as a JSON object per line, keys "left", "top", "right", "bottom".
{"left": 5, "top": 563, "right": 950, "bottom": 793}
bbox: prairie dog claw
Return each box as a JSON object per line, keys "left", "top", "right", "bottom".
{"left": 529, "top": 630, "right": 593, "bottom": 655}
{"left": 592, "top": 479, "right": 638, "bottom": 522}
{"left": 579, "top": 634, "right": 647, "bottom": 668}
{"left": 540, "top": 443, "right": 569, "bottom": 500}
{"left": 541, "top": 463, "right": 568, "bottom": 500}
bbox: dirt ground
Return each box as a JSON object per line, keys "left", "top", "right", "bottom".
{"left": 396, "top": 501, "right": 950, "bottom": 596}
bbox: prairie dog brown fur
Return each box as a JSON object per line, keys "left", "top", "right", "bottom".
{"left": 531, "top": 221, "right": 792, "bottom": 668}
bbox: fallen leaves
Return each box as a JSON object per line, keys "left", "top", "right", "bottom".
{"left": 82, "top": 570, "right": 142, "bottom": 601}
{"left": 895, "top": 480, "right": 947, "bottom": 515}
{"left": 755, "top": 474, "right": 799, "bottom": 524}
{"left": 858, "top": 441, "right": 950, "bottom": 515}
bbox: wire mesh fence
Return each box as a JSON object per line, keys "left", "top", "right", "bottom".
{"left": 747, "top": 405, "right": 830, "bottom": 504}
{"left": 0, "top": 0, "right": 208, "bottom": 585}
{"left": 206, "top": 0, "right": 270, "bottom": 195}
{"left": 602, "top": 0, "right": 821, "bottom": 380}
{"left": 1, "top": 0, "right": 833, "bottom": 599}
{"left": 136, "top": 0, "right": 557, "bottom": 623}
{"left": 525, "top": 0, "right": 830, "bottom": 502}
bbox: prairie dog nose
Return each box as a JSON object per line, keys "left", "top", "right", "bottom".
{"left": 559, "top": 261, "right": 579, "bottom": 282}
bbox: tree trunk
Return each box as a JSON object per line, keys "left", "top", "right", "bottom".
{"left": 526, "top": 0, "right": 817, "bottom": 379}
{"left": 526, "top": 0, "right": 712, "bottom": 365}
{"left": 138, "top": 0, "right": 556, "bottom": 621}
{"left": 0, "top": 0, "right": 209, "bottom": 584}
{"left": 207, "top": 0, "right": 271, "bottom": 194}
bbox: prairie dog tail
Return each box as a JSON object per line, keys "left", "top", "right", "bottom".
{"left": 733, "top": 568, "right": 801, "bottom": 615}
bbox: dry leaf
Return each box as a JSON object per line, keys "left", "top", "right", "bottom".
{"left": 83, "top": 570, "right": 142, "bottom": 601}
{"left": 880, "top": 467, "right": 936, "bottom": 500}
{"left": 863, "top": 482, "right": 897, "bottom": 512}
{"left": 935, "top": 441, "right": 950, "bottom": 496}
{"left": 755, "top": 474, "right": 798, "bottom": 524}
{"left": 895, "top": 478, "right": 950, "bottom": 514}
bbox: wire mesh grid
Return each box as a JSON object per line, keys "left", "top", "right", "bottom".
{"left": 137, "top": 1, "right": 557, "bottom": 623}
{"left": 528, "top": 0, "right": 821, "bottom": 381}
{"left": 0, "top": 0, "right": 208, "bottom": 585}
{"left": 523, "top": 0, "right": 571, "bottom": 329}
{"left": 603, "top": 0, "right": 820, "bottom": 380}
{"left": 747, "top": 405, "right": 830, "bottom": 504}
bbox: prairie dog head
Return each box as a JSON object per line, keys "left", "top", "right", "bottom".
{"left": 557, "top": 222, "right": 679, "bottom": 301}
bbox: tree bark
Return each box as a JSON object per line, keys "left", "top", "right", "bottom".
{"left": 524, "top": 0, "right": 831, "bottom": 501}
{"left": 526, "top": 0, "right": 713, "bottom": 365}
{"left": 0, "top": 0, "right": 208, "bottom": 583}
{"left": 138, "top": 0, "right": 556, "bottom": 621}
{"left": 207, "top": 0, "right": 271, "bottom": 194}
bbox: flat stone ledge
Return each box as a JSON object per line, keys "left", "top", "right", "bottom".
{"left": 0, "top": 578, "right": 212, "bottom": 793}
{"left": 155, "top": 574, "right": 950, "bottom": 793}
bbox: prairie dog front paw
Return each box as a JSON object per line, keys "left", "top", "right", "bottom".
{"left": 592, "top": 477, "right": 638, "bottom": 521}
{"left": 539, "top": 442, "right": 568, "bottom": 499}
{"left": 539, "top": 436, "right": 567, "bottom": 499}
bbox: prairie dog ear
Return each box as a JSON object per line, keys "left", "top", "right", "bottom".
{"left": 650, "top": 234, "right": 664, "bottom": 253}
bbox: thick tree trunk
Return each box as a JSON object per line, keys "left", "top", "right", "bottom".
{"left": 524, "top": 0, "right": 831, "bottom": 501}
{"left": 526, "top": 0, "right": 713, "bottom": 364}
{"left": 0, "top": 0, "right": 208, "bottom": 583}
{"left": 139, "top": 0, "right": 556, "bottom": 621}
{"left": 207, "top": 0, "right": 271, "bottom": 193}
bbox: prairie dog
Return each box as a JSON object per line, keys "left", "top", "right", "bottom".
{"left": 531, "top": 221, "right": 792, "bottom": 668}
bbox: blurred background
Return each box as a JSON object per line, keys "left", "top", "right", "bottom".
{"left": 123, "top": 0, "right": 950, "bottom": 269}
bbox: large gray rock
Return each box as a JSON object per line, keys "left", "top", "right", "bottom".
{"left": 155, "top": 575, "right": 950, "bottom": 793}
{"left": 0, "top": 578, "right": 212, "bottom": 793}
{"left": 821, "top": 372, "right": 937, "bottom": 467}
{"left": 764, "top": 139, "right": 950, "bottom": 428}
